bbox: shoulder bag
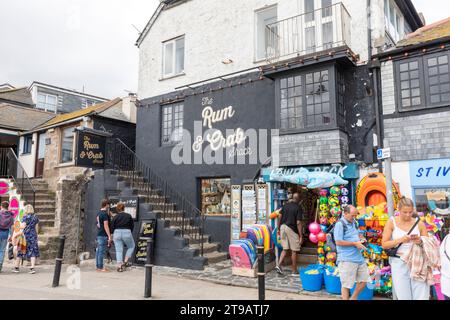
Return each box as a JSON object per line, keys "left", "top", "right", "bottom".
{"left": 386, "top": 218, "right": 420, "bottom": 258}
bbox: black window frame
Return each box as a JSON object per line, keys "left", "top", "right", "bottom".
{"left": 394, "top": 49, "right": 450, "bottom": 112}
{"left": 275, "top": 63, "right": 340, "bottom": 135}
{"left": 22, "top": 135, "right": 33, "bottom": 155}
{"left": 160, "top": 102, "right": 184, "bottom": 147}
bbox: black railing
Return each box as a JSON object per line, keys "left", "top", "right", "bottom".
{"left": 0, "top": 148, "right": 36, "bottom": 208}
{"left": 105, "top": 138, "right": 205, "bottom": 256}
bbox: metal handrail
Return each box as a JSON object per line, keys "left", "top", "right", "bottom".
{"left": 0, "top": 148, "right": 36, "bottom": 208}
{"left": 105, "top": 138, "right": 206, "bottom": 256}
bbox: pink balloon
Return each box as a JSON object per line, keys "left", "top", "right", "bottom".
{"left": 317, "top": 232, "right": 327, "bottom": 243}
{"left": 308, "top": 222, "right": 321, "bottom": 235}
{"left": 309, "top": 233, "right": 319, "bottom": 244}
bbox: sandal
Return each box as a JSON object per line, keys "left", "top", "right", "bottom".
{"left": 117, "top": 265, "right": 124, "bottom": 272}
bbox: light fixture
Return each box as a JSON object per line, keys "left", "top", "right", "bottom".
{"left": 222, "top": 58, "right": 233, "bottom": 65}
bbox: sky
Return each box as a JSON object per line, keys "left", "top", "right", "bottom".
{"left": 0, "top": 0, "right": 449, "bottom": 99}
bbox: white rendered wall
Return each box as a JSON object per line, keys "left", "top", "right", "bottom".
{"left": 138, "top": 0, "right": 385, "bottom": 99}
{"left": 17, "top": 133, "right": 38, "bottom": 178}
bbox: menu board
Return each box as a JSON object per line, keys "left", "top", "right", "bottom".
{"left": 134, "top": 219, "right": 156, "bottom": 265}
{"left": 109, "top": 196, "right": 139, "bottom": 220}
{"left": 256, "top": 184, "right": 269, "bottom": 225}
{"left": 241, "top": 184, "right": 257, "bottom": 231}
{"left": 230, "top": 185, "right": 242, "bottom": 241}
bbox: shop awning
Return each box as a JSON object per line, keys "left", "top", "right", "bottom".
{"left": 265, "top": 167, "right": 349, "bottom": 189}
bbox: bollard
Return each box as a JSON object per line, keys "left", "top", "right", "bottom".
{"left": 52, "top": 235, "right": 66, "bottom": 288}
{"left": 144, "top": 238, "right": 154, "bottom": 298}
{"left": 257, "top": 246, "right": 265, "bottom": 301}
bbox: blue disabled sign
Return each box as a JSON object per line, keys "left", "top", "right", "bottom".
{"left": 377, "top": 148, "right": 391, "bottom": 160}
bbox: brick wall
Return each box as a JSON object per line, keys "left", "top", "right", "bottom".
{"left": 381, "top": 60, "right": 396, "bottom": 115}
{"left": 273, "top": 129, "right": 349, "bottom": 167}
{"left": 384, "top": 111, "right": 450, "bottom": 161}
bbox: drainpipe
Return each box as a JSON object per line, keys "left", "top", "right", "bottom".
{"left": 367, "top": 0, "right": 372, "bottom": 62}
{"left": 371, "top": 59, "right": 384, "bottom": 173}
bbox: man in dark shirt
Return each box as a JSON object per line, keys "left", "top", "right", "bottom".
{"left": 276, "top": 193, "right": 303, "bottom": 275}
{"left": 95, "top": 199, "right": 112, "bottom": 272}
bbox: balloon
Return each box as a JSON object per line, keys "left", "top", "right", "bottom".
{"left": 309, "top": 233, "right": 319, "bottom": 244}
{"left": 317, "top": 232, "right": 327, "bottom": 243}
{"left": 308, "top": 222, "right": 321, "bottom": 235}
{"left": 320, "top": 225, "right": 328, "bottom": 232}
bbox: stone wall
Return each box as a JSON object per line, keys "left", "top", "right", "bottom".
{"left": 384, "top": 110, "right": 450, "bottom": 161}
{"left": 274, "top": 129, "right": 349, "bottom": 166}
{"left": 43, "top": 123, "right": 91, "bottom": 191}
{"left": 54, "top": 174, "right": 89, "bottom": 264}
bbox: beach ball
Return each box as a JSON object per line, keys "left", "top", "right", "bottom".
{"left": 319, "top": 217, "right": 328, "bottom": 225}
{"left": 328, "top": 197, "right": 340, "bottom": 207}
{"left": 326, "top": 262, "right": 336, "bottom": 267}
{"left": 324, "top": 245, "right": 332, "bottom": 252}
{"left": 341, "top": 196, "right": 349, "bottom": 204}
{"left": 317, "top": 232, "right": 327, "bottom": 243}
{"left": 319, "top": 211, "right": 328, "bottom": 218}
{"left": 318, "top": 241, "right": 325, "bottom": 247}
{"left": 308, "top": 222, "right": 321, "bottom": 235}
{"left": 330, "top": 186, "right": 341, "bottom": 197}
{"left": 317, "top": 247, "right": 325, "bottom": 255}
{"left": 330, "top": 207, "right": 341, "bottom": 217}
{"left": 309, "top": 233, "right": 319, "bottom": 244}
{"left": 318, "top": 255, "right": 326, "bottom": 263}
{"left": 320, "top": 204, "right": 329, "bottom": 212}
{"left": 320, "top": 225, "right": 328, "bottom": 233}
{"left": 320, "top": 197, "right": 328, "bottom": 205}
{"left": 320, "top": 189, "right": 328, "bottom": 197}
{"left": 341, "top": 187, "right": 349, "bottom": 196}
{"left": 329, "top": 217, "right": 337, "bottom": 225}
{"left": 326, "top": 252, "right": 337, "bottom": 262}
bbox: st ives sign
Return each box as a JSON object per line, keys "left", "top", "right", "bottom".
{"left": 192, "top": 97, "right": 250, "bottom": 157}
{"left": 410, "top": 158, "right": 450, "bottom": 187}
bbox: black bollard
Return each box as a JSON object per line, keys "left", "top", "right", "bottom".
{"left": 144, "top": 238, "right": 154, "bottom": 298}
{"left": 257, "top": 246, "right": 265, "bottom": 301}
{"left": 52, "top": 235, "right": 66, "bottom": 288}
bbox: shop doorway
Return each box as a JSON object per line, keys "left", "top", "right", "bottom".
{"left": 199, "top": 177, "right": 231, "bottom": 216}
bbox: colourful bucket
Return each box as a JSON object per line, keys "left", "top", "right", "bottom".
{"left": 350, "top": 283, "right": 374, "bottom": 300}
{"left": 300, "top": 266, "right": 324, "bottom": 292}
{"left": 324, "top": 273, "right": 342, "bottom": 295}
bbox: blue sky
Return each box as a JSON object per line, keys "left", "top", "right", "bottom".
{"left": 0, "top": 0, "right": 448, "bottom": 99}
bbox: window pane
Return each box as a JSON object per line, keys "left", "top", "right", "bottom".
{"left": 61, "top": 128, "right": 74, "bottom": 163}
{"left": 438, "top": 55, "right": 448, "bottom": 65}
{"left": 164, "top": 42, "right": 174, "bottom": 75}
{"left": 322, "top": 22, "right": 333, "bottom": 48}
{"left": 47, "top": 95, "right": 57, "bottom": 105}
{"left": 38, "top": 94, "right": 46, "bottom": 103}
{"left": 280, "top": 78, "right": 287, "bottom": 89}
{"left": 305, "top": 27, "right": 316, "bottom": 52}
{"left": 175, "top": 37, "right": 185, "bottom": 74}
{"left": 305, "top": 0, "right": 315, "bottom": 22}
{"left": 428, "top": 58, "right": 437, "bottom": 67}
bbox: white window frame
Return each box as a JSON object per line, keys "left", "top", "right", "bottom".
{"left": 59, "top": 126, "right": 76, "bottom": 164}
{"left": 384, "top": 0, "right": 405, "bottom": 42}
{"left": 254, "top": 4, "right": 278, "bottom": 61}
{"left": 37, "top": 93, "right": 58, "bottom": 113}
{"left": 162, "top": 35, "right": 185, "bottom": 79}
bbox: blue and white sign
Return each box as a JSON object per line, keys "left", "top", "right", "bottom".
{"left": 377, "top": 148, "right": 391, "bottom": 160}
{"left": 410, "top": 158, "right": 450, "bottom": 187}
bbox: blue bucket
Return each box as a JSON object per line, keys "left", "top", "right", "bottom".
{"left": 350, "top": 283, "right": 374, "bottom": 300}
{"left": 324, "top": 273, "right": 342, "bottom": 295}
{"left": 299, "top": 265, "right": 324, "bottom": 292}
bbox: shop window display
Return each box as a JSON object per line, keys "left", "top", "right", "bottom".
{"left": 200, "top": 178, "right": 231, "bottom": 215}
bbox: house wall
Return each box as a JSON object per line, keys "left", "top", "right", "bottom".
{"left": 18, "top": 133, "right": 38, "bottom": 177}
{"left": 138, "top": 0, "right": 387, "bottom": 99}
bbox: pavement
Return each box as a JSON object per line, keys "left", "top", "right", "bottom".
{"left": 0, "top": 260, "right": 340, "bottom": 300}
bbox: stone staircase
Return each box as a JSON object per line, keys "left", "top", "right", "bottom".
{"left": 18, "top": 178, "right": 59, "bottom": 261}
{"left": 114, "top": 171, "right": 228, "bottom": 266}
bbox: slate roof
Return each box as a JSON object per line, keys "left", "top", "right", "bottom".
{"left": 0, "top": 87, "right": 34, "bottom": 106}
{"left": 0, "top": 103, "right": 55, "bottom": 131}
{"left": 397, "top": 17, "right": 450, "bottom": 47}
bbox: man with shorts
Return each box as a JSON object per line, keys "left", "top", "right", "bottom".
{"left": 276, "top": 193, "right": 303, "bottom": 275}
{"left": 334, "top": 205, "right": 369, "bottom": 300}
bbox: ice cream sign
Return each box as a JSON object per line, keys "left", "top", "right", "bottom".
{"left": 192, "top": 97, "right": 248, "bottom": 154}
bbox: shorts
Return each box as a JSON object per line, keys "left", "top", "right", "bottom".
{"left": 338, "top": 261, "right": 370, "bottom": 289}
{"left": 280, "top": 224, "right": 301, "bottom": 252}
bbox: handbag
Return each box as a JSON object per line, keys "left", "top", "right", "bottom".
{"left": 386, "top": 218, "right": 420, "bottom": 258}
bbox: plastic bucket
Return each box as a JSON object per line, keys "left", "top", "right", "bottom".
{"left": 357, "top": 218, "right": 366, "bottom": 227}
{"left": 324, "top": 273, "right": 342, "bottom": 295}
{"left": 300, "top": 266, "right": 324, "bottom": 292}
{"left": 350, "top": 283, "right": 374, "bottom": 300}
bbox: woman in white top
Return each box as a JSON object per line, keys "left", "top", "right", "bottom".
{"left": 382, "top": 197, "right": 429, "bottom": 300}
{"left": 440, "top": 233, "right": 450, "bottom": 300}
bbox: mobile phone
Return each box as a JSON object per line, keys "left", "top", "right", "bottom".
{"left": 410, "top": 234, "right": 419, "bottom": 239}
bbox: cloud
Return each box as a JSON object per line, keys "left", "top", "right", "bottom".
{"left": 0, "top": 0, "right": 158, "bottom": 98}
{"left": 412, "top": 0, "right": 450, "bottom": 25}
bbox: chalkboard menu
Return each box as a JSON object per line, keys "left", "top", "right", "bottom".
{"left": 134, "top": 219, "right": 156, "bottom": 265}
{"left": 109, "top": 196, "right": 139, "bottom": 220}
{"left": 75, "top": 131, "right": 106, "bottom": 168}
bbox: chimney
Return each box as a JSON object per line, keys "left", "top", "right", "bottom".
{"left": 122, "top": 93, "right": 137, "bottom": 123}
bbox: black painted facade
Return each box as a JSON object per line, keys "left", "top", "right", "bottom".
{"left": 135, "top": 63, "right": 376, "bottom": 253}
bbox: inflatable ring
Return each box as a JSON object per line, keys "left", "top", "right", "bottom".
{"left": 428, "top": 192, "right": 450, "bottom": 216}
{"left": 356, "top": 173, "right": 401, "bottom": 209}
